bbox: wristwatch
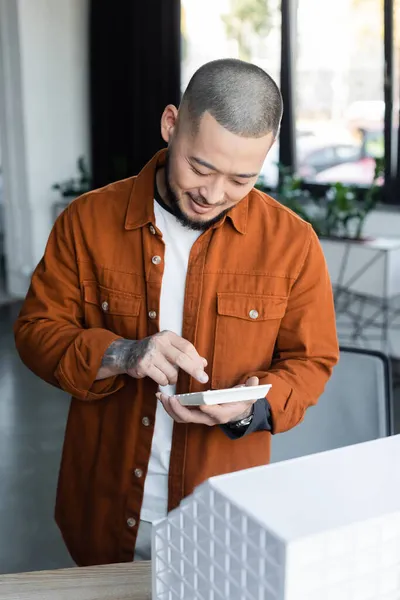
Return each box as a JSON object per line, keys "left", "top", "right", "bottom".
{"left": 228, "top": 406, "right": 254, "bottom": 430}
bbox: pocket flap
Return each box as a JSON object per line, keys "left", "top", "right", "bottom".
{"left": 83, "top": 282, "right": 141, "bottom": 316}
{"left": 217, "top": 293, "right": 287, "bottom": 321}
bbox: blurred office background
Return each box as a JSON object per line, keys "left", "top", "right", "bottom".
{"left": 0, "top": 0, "right": 400, "bottom": 575}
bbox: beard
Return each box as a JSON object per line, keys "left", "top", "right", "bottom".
{"left": 164, "top": 152, "right": 230, "bottom": 232}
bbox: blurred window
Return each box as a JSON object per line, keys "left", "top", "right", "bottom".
{"left": 295, "top": 0, "right": 384, "bottom": 185}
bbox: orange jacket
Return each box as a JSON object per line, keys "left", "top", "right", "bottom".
{"left": 14, "top": 150, "right": 338, "bottom": 566}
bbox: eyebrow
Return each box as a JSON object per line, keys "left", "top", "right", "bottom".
{"left": 190, "top": 156, "right": 258, "bottom": 179}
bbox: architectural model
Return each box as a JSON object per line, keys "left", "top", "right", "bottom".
{"left": 153, "top": 435, "right": 400, "bottom": 599}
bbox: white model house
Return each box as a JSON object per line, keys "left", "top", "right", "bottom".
{"left": 152, "top": 435, "right": 400, "bottom": 600}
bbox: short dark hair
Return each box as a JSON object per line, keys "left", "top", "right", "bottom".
{"left": 179, "top": 58, "right": 283, "bottom": 138}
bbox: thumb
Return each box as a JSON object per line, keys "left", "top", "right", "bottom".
{"left": 245, "top": 376, "right": 259, "bottom": 387}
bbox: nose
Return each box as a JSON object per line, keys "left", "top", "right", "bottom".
{"left": 199, "top": 177, "right": 225, "bottom": 205}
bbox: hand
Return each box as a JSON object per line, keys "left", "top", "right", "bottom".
{"left": 97, "top": 332, "right": 208, "bottom": 387}
{"left": 157, "top": 376, "right": 260, "bottom": 426}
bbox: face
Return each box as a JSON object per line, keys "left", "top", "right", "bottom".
{"left": 159, "top": 106, "right": 275, "bottom": 231}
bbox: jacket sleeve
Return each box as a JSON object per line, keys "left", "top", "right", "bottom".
{"left": 14, "top": 205, "right": 125, "bottom": 401}
{"left": 243, "top": 227, "right": 339, "bottom": 434}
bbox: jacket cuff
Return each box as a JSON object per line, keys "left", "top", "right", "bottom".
{"left": 220, "top": 398, "right": 272, "bottom": 440}
{"left": 54, "top": 328, "right": 125, "bottom": 400}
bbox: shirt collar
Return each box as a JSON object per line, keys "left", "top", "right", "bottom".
{"left": 124, "top": 148, "right": 248, "bottom": 235}
{"left": 124, "top": 150, "right": 165, "bottom": 230}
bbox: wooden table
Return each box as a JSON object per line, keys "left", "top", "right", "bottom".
{"left": 0, "top": 562, "right": 152, "bottom": 599}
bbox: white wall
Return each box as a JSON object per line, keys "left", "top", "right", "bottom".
{"left": 0, "top": 0, "right": 89, "bottom": 297}
{"left": 18, "top": 0, "right": 89, "bottom": 266}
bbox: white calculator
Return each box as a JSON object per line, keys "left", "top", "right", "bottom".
{"left": 176, "top": 384, "right": 272, "bottom": 406}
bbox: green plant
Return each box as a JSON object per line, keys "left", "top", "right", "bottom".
{"left": 314, "top": 157, "right": 383, "bottom": 239}
{"left": 52, "top": 156, "right": 91, "bottom": 198}
{"left": 257, "top": 158, "right": 384, "bottom": 240}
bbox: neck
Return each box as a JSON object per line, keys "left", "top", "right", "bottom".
{"left": 155, "top": 168, "right": 171, "bottom": 208}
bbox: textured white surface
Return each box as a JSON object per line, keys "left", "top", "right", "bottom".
{"left": 152, "top": 435, "right": 400, "bottom": 599}
{"left": 153, "top": 486, "right": 286, "bottom": 599}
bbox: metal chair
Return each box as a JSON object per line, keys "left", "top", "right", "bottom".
{"left": 271, "top": 346, "right": 394, "bottom": 463}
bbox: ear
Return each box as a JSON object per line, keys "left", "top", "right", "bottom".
{"left": 161, "top": 105, "right": 178, "bottom": 144}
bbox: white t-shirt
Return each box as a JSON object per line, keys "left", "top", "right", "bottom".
{"left": 139, "top": 200, "right": 201, "bottom": 523}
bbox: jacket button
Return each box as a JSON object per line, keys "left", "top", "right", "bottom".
{"left": 127, "top": 517, "right": 137, "bottom": 528}
{"left": 148, "top": 310, "right": 157, "bottom": 319}
{"left": 249, "top": 309, "right": 259, "bottom": 320}
{"left": 152, "top": 255, "right": 162, "bottom": 265}
{"left": 134, "top": 468, "right": 143, "bottom": 478}
{"left": 149, "top": 225, "right": 156, "bottom": 235}
{"left": 142, "top": 417, "right": 150, "bottom": 427}
{"left": 101, "top": 301, "right": 109, "bottom": 312}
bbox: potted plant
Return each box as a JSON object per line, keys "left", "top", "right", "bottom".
{"left": 310, "top": 158, "right": 384, "bottom": 241}
{"left": 52, "top": 156, "right": 91, "bottom": 220}
{"left": 257, "top": 157, "right": 384, "bottom": 242}
{"left": 52, "top": 156, "right": 91, "bottom": 199}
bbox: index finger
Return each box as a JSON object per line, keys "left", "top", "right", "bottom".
{"left": 165, "top": 346, "right": 209, "bottom": 383}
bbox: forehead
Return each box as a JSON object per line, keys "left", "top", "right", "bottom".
{"left": 179, "top": 111, "right": 274, "bottom": 174}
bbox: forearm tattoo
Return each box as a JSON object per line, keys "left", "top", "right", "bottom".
{"left": 101, "top": 338, "right": 154, "bottom": 372}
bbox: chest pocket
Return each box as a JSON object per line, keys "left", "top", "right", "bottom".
{"left": 83, "top": 281, "right": 142, "bottom": 340}
{"left": 212, "top": 292, "right": 287, "bottom": 388}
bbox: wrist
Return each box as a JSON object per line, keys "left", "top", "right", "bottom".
{"left": 234, "top": 404, "right": 254, "bottom": 421}
{"left": 98, "top": 339, "right": 138, "bottom": 378}
{"left": 119, "top": 340, "right": 138, "bottom": 373}
{"left": 227, "top": 404, "right": 254, "bottom": 428}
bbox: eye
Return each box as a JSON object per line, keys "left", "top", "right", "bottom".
{"left": 190, "top": 166, "right": 209, "bottom": 177}
{"left": 232, "top": 179, "right": 248, "bottom": 186}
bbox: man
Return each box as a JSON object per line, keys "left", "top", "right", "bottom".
{"left": 14, "top": 58, "right": 338, "bottom": 566}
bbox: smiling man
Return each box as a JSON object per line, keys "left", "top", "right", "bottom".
{"left": 14, "top": 59, "right": 339, "bottom": 566}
